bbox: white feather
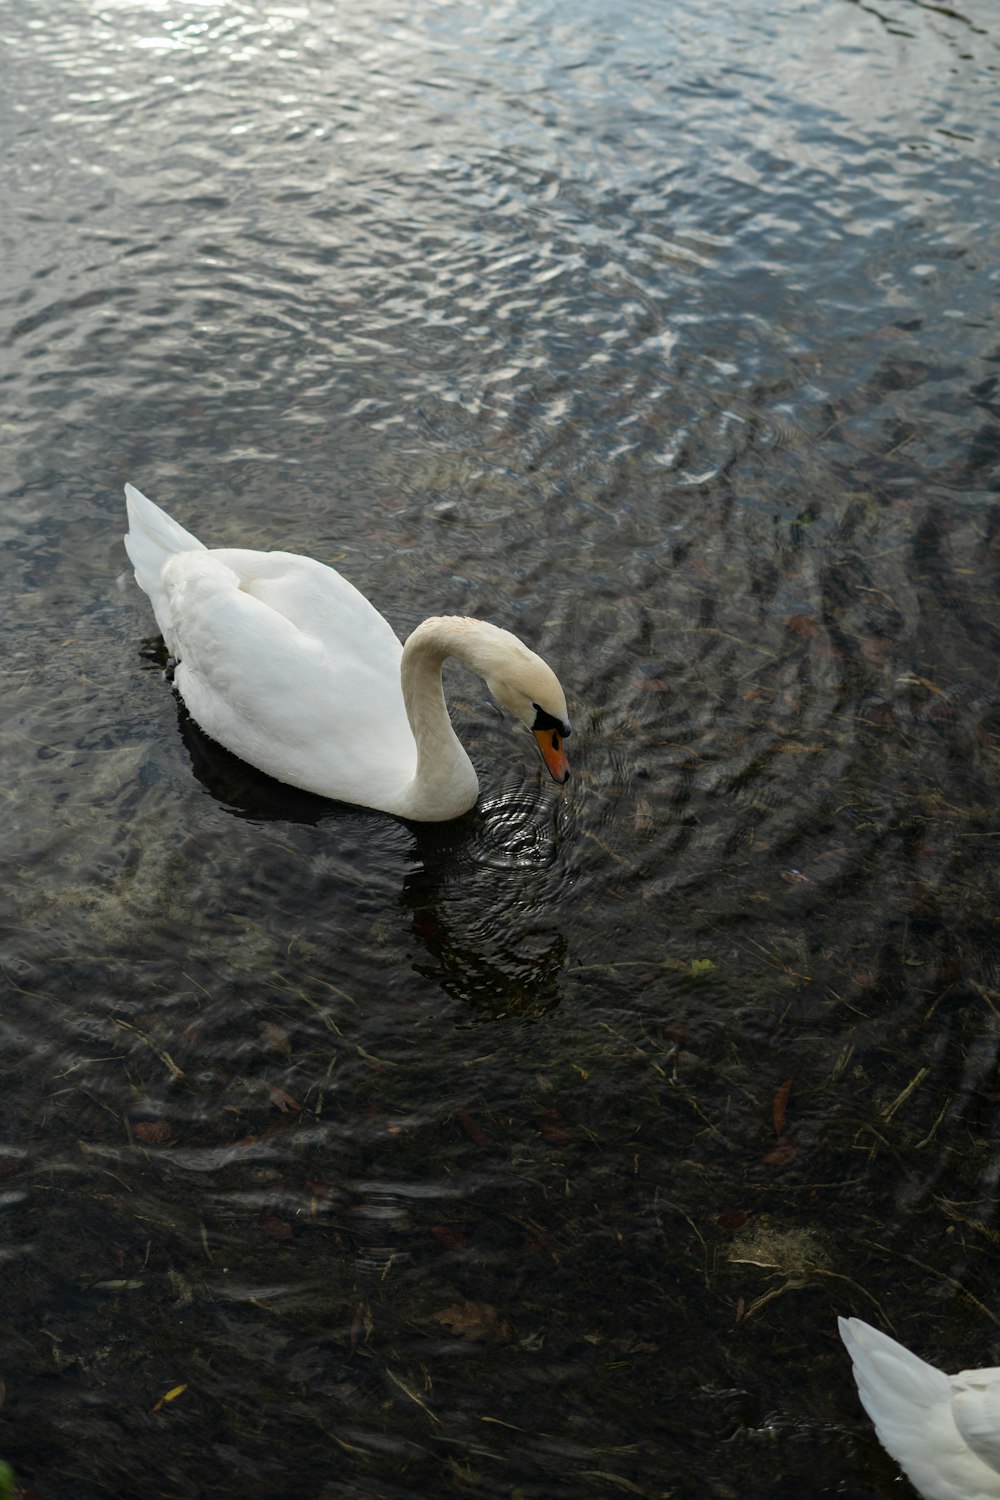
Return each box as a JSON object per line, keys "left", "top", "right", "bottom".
{"left": 840, "top": 1317, "right": 1000, "bottom": 1500}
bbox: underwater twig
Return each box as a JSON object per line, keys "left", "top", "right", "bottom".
{"left": 880, "top": 1067, "right": 930, "bottom": 1124}
{"left": 112, "top": 1018, "right": 184, "bottom": 1080}
{"left": 385, "top": 1367, "right": 441, "bottom": 1425}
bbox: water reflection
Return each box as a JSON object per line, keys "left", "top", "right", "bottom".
{"left": 177, "top": 698, "right": 342, "bottom": 827}
{"left": 177, "top": 688, "right": 571, "bottom": 1018}
{"left": 404, "top": 798, "right": 570, "bottom": 1019}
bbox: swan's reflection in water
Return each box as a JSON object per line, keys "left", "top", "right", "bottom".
{"left": 178, "top": 704, "right": 338, "bottom": 826}
{"left": 403, "top": 791, "right": 569, "bottom": 1018}
{"left": 176, "top": 705, "right": 570, "bottom": 1018}
{"left": 471, "top": 790, "right": 562, "bottom": 872}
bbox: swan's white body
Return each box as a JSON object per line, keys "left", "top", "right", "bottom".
{"left": 840, "top": 1317, "right": 1000, "bottom": 1500}
{"left": 123, "top": 484, "right": 571, "bottom": 821}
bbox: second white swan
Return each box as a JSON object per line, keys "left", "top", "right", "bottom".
{"left": 839, "top": 1316, "right": 1000, "bottom": 1500}
{"left": 123, "top": 483, "right": 572, "bottom": 821}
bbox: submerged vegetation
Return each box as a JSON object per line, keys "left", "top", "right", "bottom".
{"left": 2, "top": 0, "right": 999, "bottom": 1495}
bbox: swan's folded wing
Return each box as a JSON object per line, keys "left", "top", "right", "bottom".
{"left": 951, "top": 1369, "right": 1000, "bottom": 1477}
{"left": 209, "top": 548, "right": 402, "bottom": 652}
{"left": 839, "top": 1319, "right": 979, "bottom": 1500}
{"left": 156, "top": 548, "right": 417, "bottom": 800}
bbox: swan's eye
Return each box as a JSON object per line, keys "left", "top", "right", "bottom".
{"left": 532, "top": 703, "right": 571, "bottom": 739}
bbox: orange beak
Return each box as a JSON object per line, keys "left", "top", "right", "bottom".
{"left": 532, "top": 727, "right": 570, "bottom": 784}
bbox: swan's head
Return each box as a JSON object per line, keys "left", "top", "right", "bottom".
{"left": 403, "top": 617, "right": 573, "bottom": 787}
{"left": 484, "top": 637, "right": 572, "bottom": 785}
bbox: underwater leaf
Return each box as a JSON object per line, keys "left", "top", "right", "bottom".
{"left": 258, "top": 1211, "right": 294, "bottom": 1240}
{"left": 259, "top": 1022, "right": 291, "bottom": 1056}
{"left": 456, "top": 1109, "right": 490, "bottom": 1147}
{"left": 265, "top": 1084, "right": 300, "bottom": 1113}
{"left": 167, "top": 1270, "right": 194, "bottom": 1310}
{"left": 433, "top": 1301, "right": 512, "bottom": 1342}
{"left": 537, "top": 1108, "right": 575, "bottom": 1144}
{"left": 772, "top": 1079, "right": 792, "bottom": 1137}
{"left": 761, "top": 1137, "right": 798, "bottom": 1167}
{"left": 152, "top": 1383, "right": 188, "bottom": 1412}
{"left": 430, "top": 1224, "right": 470, "bottom": 1251}
{"left": 349, "top": 1300, "right": 371, "bottom": 1357}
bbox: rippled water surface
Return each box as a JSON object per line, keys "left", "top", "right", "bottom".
{"left": 3, "top": 0, "right": 1000, "bottom": 1495}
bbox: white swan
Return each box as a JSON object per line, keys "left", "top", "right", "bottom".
{"left": 839, "top": 1316, "right": 1000, "bottom": 1500}
{"left": 123, "top": 483, "right": 571, "bottom": 821}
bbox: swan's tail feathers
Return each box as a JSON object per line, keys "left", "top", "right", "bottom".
{"left": 839, "top": 1317, "right": 952, "bottom": 1448}
{"left": 124, "top": 482, "right": 206, "bottom": 597}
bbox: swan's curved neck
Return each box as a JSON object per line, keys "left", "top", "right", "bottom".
{"left": 398, "top": 616, "right": 510, "bottom": 821}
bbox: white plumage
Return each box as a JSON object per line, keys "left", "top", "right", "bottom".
{"left": 123, "top": 483, "right": 572, "bottom": 821}
{"left": 840, "top": 1316, "right": 1000, "bottom": 1500}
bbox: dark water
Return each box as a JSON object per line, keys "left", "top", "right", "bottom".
{"left": 2, "top": 0, "right": 1000, "bottom": 1495}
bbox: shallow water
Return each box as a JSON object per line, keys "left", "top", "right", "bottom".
{"left": 2, "top": 0, "right": 1000, "bottom": 1495}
